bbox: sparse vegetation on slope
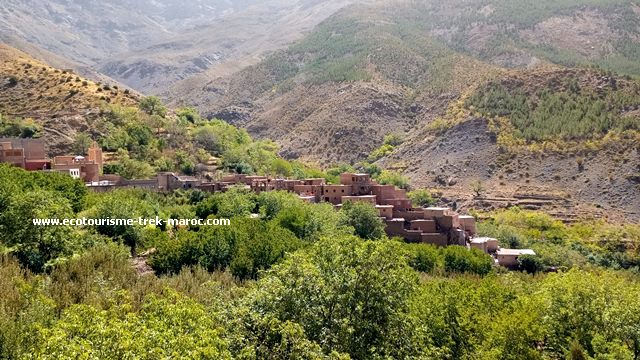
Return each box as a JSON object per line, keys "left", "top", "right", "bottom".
{"left": 401, "top": 0, "right": 640, "bottom": 76}
{"left": 467, "top": 68, "right": 640, "bottom": 142}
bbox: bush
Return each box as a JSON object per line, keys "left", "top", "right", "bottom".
{"left": 443, "top": 246, "right": 493, "bottom": 276}
{"left": 408, "top": 189, "right": 437, "bottom": 207}
{"left": 249, "top": 236, "right": 420, "bottom": 359}
{"left": 150, "top": 218, "right": 301, "bottom": 280}
{"left": 376, "top": 170, "right": 409, "bottom": 189}
{"left": 195, "top": 187, "right": 256, "bottom": 219}
{"left": 256, "top": 191, "right": 303, "bottom": 220}
{"left": 138, "top": 96, "right": 167, "bottom": 117}
{"left": 383, "top": 133, "right": 404, "bottom": 147}
{"left": 29, "top": 291, "right": 231, "bottom": 359}
{"left": 467, "top": 79, "right": 640, "bottom": 142}
{"left": 339, "top": 201, "right": 385, "bottom": 240}
{"left": 0, "top": 190, "right": 78, "bottom": 272}
{"left": 87, "top": 190, "right": 156, "bottom": 255}
{"left": 276, "top": 202, "right": 349, "bottom": 242}
{"left": 0, "top": 117, "right": 42, "bottom": 138}
{"left": 405, "top": 244, "right": 439, "bottom": 273}
{"left": 518, "top": 254, "right": 545, "bottom": 274}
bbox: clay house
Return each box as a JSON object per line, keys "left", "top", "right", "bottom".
{"left": 0, "top": 138, "right": 50, "bottom": 170}
{"left": 51, "top": 143, "right": 103, "bottom": 183}
{"left": 157, "top": 172, "right": 202, "bottom": 191}
{"left": 286, "top": 172, "right": 476, "bottom": 247}
{"left": 0, "top": 138, "right": 106, "bottom": 183}
{"left": 470, "top": 237, "right": 499, "bottom": 253}
{"left": 495, "top": 249, "right": 536, "bottom": 268}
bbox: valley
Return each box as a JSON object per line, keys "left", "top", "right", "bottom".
{"left": 2, "top": 2, "right": 640, "bottom": 358}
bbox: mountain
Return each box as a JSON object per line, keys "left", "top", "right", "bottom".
{"left": 2, "top": 0, "right": 639, "bottom": 220}
{"left": 0, "top": 0, "right": 367, "bottom": 94}
{"left": 0, "top": 44, "right": 139, "bottom": 154}
{"left": 171, "top": 0, "right": 640, "bottom": 220}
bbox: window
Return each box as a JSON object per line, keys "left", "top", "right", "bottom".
{"left": 69, "top": 169, "right": 80, "bottom": 179}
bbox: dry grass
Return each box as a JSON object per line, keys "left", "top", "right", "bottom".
{"left": 0, "top": 44, "right": 138, "bottom": 119}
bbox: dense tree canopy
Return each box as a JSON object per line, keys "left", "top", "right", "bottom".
{"left": 2, "top": 160, "right": 640, "bottom": 359}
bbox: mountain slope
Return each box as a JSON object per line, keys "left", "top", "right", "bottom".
{"left": 170, "top": 0, "right": 640, "bottom": 220}
{"left": 0, "top": 44, "right": 139, "bottom": 153}
{"left": 0, "top": 0, "right": 366, "bottom": 94}
{"left": 174, "top": 4, "right": 503, "bottom": 164}
{"left": 379, "top": 67, "right": 640, "bottom": 221}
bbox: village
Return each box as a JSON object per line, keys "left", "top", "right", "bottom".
{"left": 0, "top": 137, "right": 535, "bottom": 268}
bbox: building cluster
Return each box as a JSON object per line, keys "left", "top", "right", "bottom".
{"left": 0, "top": 138, "right": 103, "bottom": 182}
{"left": 1, "top": 137, "right": 534, "bottom": 268}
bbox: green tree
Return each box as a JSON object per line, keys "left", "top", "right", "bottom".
{"left": 518, "top": 254, "right": 545, "bottom": 273}
{"left": 138, "top": 96, "right": 167, "bottom": 117}
{"left": 88, "top": 190, "right": 155, "bottom": 256}
{"left": 408, "top": 188, "right": 437, "bottom": 207}
{"left": 276, "top": 202, "right": 350, "bottom": 242}
{"left": 112, "top": 149, "right": 155, "bottom": 179}
{"left": 443, "top": 246, "right": 493, "bottom": 275}
{"left": 29, "top": 291, "right": 231, "bottom": 359}
{"left": 339, "top": 201, "right": 385, "bottom": 240}
{"left": 250, "top": 236, "right": 421, "bottom": 359}
{"left": 257, "top": 191, "right": 303, "bottom": 220}
{"left": 0, "top": 190, "right": 77, "bottom": 272}
{"left": 405, "top": 243, "right": 440, "bottom": 273}
{"left": 72, "top": 132, "right": 93, "bottom": 155}
{"left": 229, "top": 219, "right": 302, "bottom": 280}
{"left": 376, "top": 170, "right": 409, "bottom": 189}
{"left": 215, "top": 187, "right": 257, "bottom": 219}
{"left": 471, "top": 180, "right": 485, "bottom": 197}
{"left": 270, "top": 158, "right": 293, "bottom": 177}
{"left": 177, "top": 107, "right": 201, "bottom": 124}
{"left": 193, "top": 125, "right": 222, "bottom": 154}
{"left": 150, "top": 218, "right": 300, "bottom": 280}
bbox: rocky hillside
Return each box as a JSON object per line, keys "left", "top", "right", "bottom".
{"left": 0, "top": 0, "right": 366, "bottom": 94}
{"left": 0, "top": 45, "right": 138, "bottom": 154}
{"left": 175, "top": 4, "right": 503, "bottom": 164}
{"left": 2, "top": 0, "right": 639, "bottom": 221}
{"left": 173, "top": 0, "right": 640, "bottom": 220}
{"left": 380, "top": 67, "right": 640, "bottom": 221}
{"left": 175, "top": 0, "right": 640, "bottom": 161}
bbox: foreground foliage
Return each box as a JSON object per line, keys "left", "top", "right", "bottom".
{"left": 2, "top": 164, "right": 640, "bottom": 359}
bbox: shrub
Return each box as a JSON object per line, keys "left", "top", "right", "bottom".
{"left": 138, "top": 96, "right": 167, "bottom": 117}
{"left": 405, "top": 244, "right": 439, "bottom": 273}
{"left": 518, "top": 254, "right": 546, "bottom": 274}
{"left": 443, "top": 246, "right": 493, "bottom": 276}
{"left": 376, "top": 170, "right": 409, "bottom": 189}
{"left": 408, "top": 189, "right": 437, "bottom": 207}
{"left": 150, "top": 219, "right": 301, "bottom": 280}
{"left": 249, "top": 236, "right": 419, "bottom": 359}
{"left": 339, "top": 201, "right": 385, "bottom": 240}
{"left": 0, "top": 190, "right": 78, "bottom": 272}
{"left": 383, "top": 133, "right": 404, "bottom": 146}
{"left": 275, "top": 202, "right": 348, "bottom": 242}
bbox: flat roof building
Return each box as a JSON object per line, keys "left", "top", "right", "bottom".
{"left": 496, "top": 249, "right": 536, "bottom": 268}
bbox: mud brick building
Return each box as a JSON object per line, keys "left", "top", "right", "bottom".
{"left": 216, "top": 172, "right": 477, "bottom": 247}
{"left": 0, "top": 138, "right": 103, "bottom": 182}
{"left": 0, "top": 138, "right": 48, "bottom": 170}
{"left": 1, "top": 140, "right": 533, "bottom": 266}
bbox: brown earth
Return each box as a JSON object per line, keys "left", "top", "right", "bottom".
{"left": 0, "top": 45, "right": 139, "bottom": 154}
{"left": 381, "top": 116, "right": 640, "bottom": 223}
